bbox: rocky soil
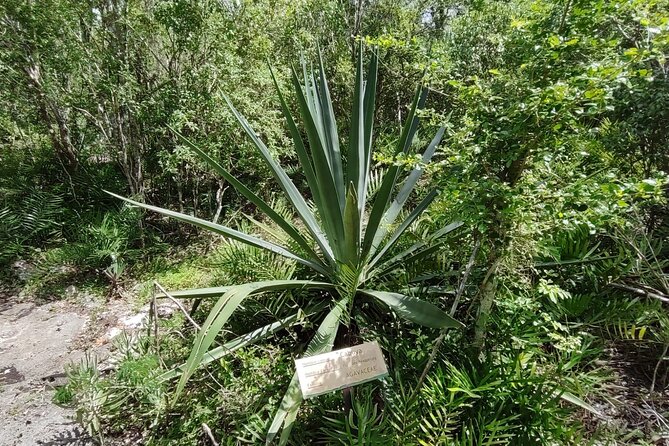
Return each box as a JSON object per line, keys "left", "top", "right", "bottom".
{"left": 0, "top": 287, "right": 158, "bottom": 446}
{"left": 0, "top": 297, "right": 98, "bottom": 445}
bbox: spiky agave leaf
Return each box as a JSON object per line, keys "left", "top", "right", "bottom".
{"left": 267, "top": 296, "right": 349, "bottom": 444}
{"left": 173, "top": 280, "right": 337, "bottom": 400}
{"left": 106, "top": 192, "right": 330, "bottom": 277}
{"left": 158, "top": 301, "right": 331, "bottom": 382}
{"left": 109, "top": 46, "right": 465, "bottom": 444}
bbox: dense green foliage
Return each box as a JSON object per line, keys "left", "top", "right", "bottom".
{"left": 2, "top": 0, "right": 669, "bottom": 444}
{"left": 112, "top": 48, "right": 467, "bottom": 443}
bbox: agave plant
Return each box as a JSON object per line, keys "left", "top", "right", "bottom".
{"left": 108, "top": 47, "right": 463, "bottom": 443}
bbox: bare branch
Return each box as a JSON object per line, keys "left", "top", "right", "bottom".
{"left": 154, "top": 281, "right": 201, "bottom": 330}
{"left": 609, "top": 282, "right": 669, "bottom": 304}
{"left": 202, "top": 423, "right": 219, "bottom": 446}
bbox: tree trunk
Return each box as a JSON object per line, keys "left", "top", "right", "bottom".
{"left": 473, "top": 251, "right": 501, "bottom": 352}
{"left": 472, "top": 149, "right": 529, "bottom": 352}
{"left": 212, "top": 180, "right": 227, "bottom": 224}
{"left": 24, "top": 62, "right": 78, "bottom": 172}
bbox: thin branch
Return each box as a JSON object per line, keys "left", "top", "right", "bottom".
{"left": 154, "top": 281, "right": 202, "bottom": 330}
{"left": 651, "top": 343, "right": 669, "bottom": 394}
{"left": 412, "top": 237, "right": 480, "bottom": 398}
{"left": 534, "top": 255, "right": 616, "bottom": 269}
{"left": 202, "top": 423, "right": 219, "bottom": 446}
{"left": 558, "top": 0, "right": 572, "bottom": 34}
{"left": 450, "top": 238, "right": 481, "bottom": 315}
{"left": 619, "top": 228, "right": 668, "bottom": 293}
{"left": 152, "top": 290, "right": 159, "bottom": 353}
{"left": 472, "top": 255, "right": 502, "bottom": 353}
{"left": 638, "top": 220, "right": 669, "bottom": 293}
{"left": 609, "top": 282, "right": 669, "bottom": 303}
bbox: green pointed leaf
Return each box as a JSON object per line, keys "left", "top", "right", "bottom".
{"left": 361, "top": 289, "right": 463, "bottom": 329}
{"left": 347, "top": 41, "right": 367, "bottom": 214}
{"left": 159, "top": 312, "right": 303, "bottom": 382}
{"left": 174, "top": 280, "right": 336, "bottom": 401}
{"left": 156, "top": 285, "right": 234, "bottom": 300}
{"left": 168, "top": 126, "right": 323, "bottom": 264}
{"left": 308, "top": 67, "right": 330, "bottom": 171}
{"left": 342, "top": 183, "right": 361, "bottom": 267}
{"left": 370, "top": 222, "right": 463, "bottom": 279}
{"left": 106, "top": 191, "right": 329, "bottom": 276}
{"left": 245, "top": 213, "right": 290, "bottom": 242}
{"left": 269, "top": 65, "right": 317, "bottom": 191}
{"left": 359, "top": 47, "right": 378, "bottom": 213}
{"left": 174, "top": 286, "right": 247, "bottom": 399}
{"left": 267, "top": 297, "right": 349, "bottom": 445}
{"left": 368, "top": 189, "right": 438, "bottom": 269}
{"left": 317, "top": 48, "right": 345, "bottom": 201}
{"left": 159, "top": 302, "right": 330, "bottom": 382}
{"left": 290, "top": 67, "right": 345, "bottom": 250}
{"left": 560, "top": 391, "right": 602, "bottom": 417}
{"left": 224, "top": 95, "right": 336, "bottom": 264}
{"left": 372, "top": 127, "right": 445, "bottom": 249}
{"left": 268, "top": 66, "right": 334, "bottom": 265}
{"left": 373, "top": 244, "right": 443, "bottom": 281}
{"left": 362, "top": 86, "right": 428, "bottom": 258}
{"left": 268, "top": 373, "right": 301, "bottom": 446}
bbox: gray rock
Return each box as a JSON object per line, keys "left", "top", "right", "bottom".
{"left": 12, "top": 260, "right": 35, "bottom": 281}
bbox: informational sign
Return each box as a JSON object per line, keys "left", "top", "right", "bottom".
{"left": 295, "top": 341, "right": 389, "bottom": 398}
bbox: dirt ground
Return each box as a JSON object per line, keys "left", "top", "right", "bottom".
{"left": 0, "top": 297, "right": 99, "bottom": 446}
{"left": 0, "top": 281, "right": 150, "bottom": 446}
{"left": 1, "top": 286, "right": 666, "bottom": 445}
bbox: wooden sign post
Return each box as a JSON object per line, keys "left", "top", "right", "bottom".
{"left": 295, "top": 341, "right": 389, "bottom": 398}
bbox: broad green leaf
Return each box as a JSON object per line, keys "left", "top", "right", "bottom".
{"left": 360, "top": 289, "right": 464, "bottom": 329}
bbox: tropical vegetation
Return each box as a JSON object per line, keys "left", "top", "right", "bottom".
{"left": 1, "top": 0, "right": 668, "bottom": 444}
